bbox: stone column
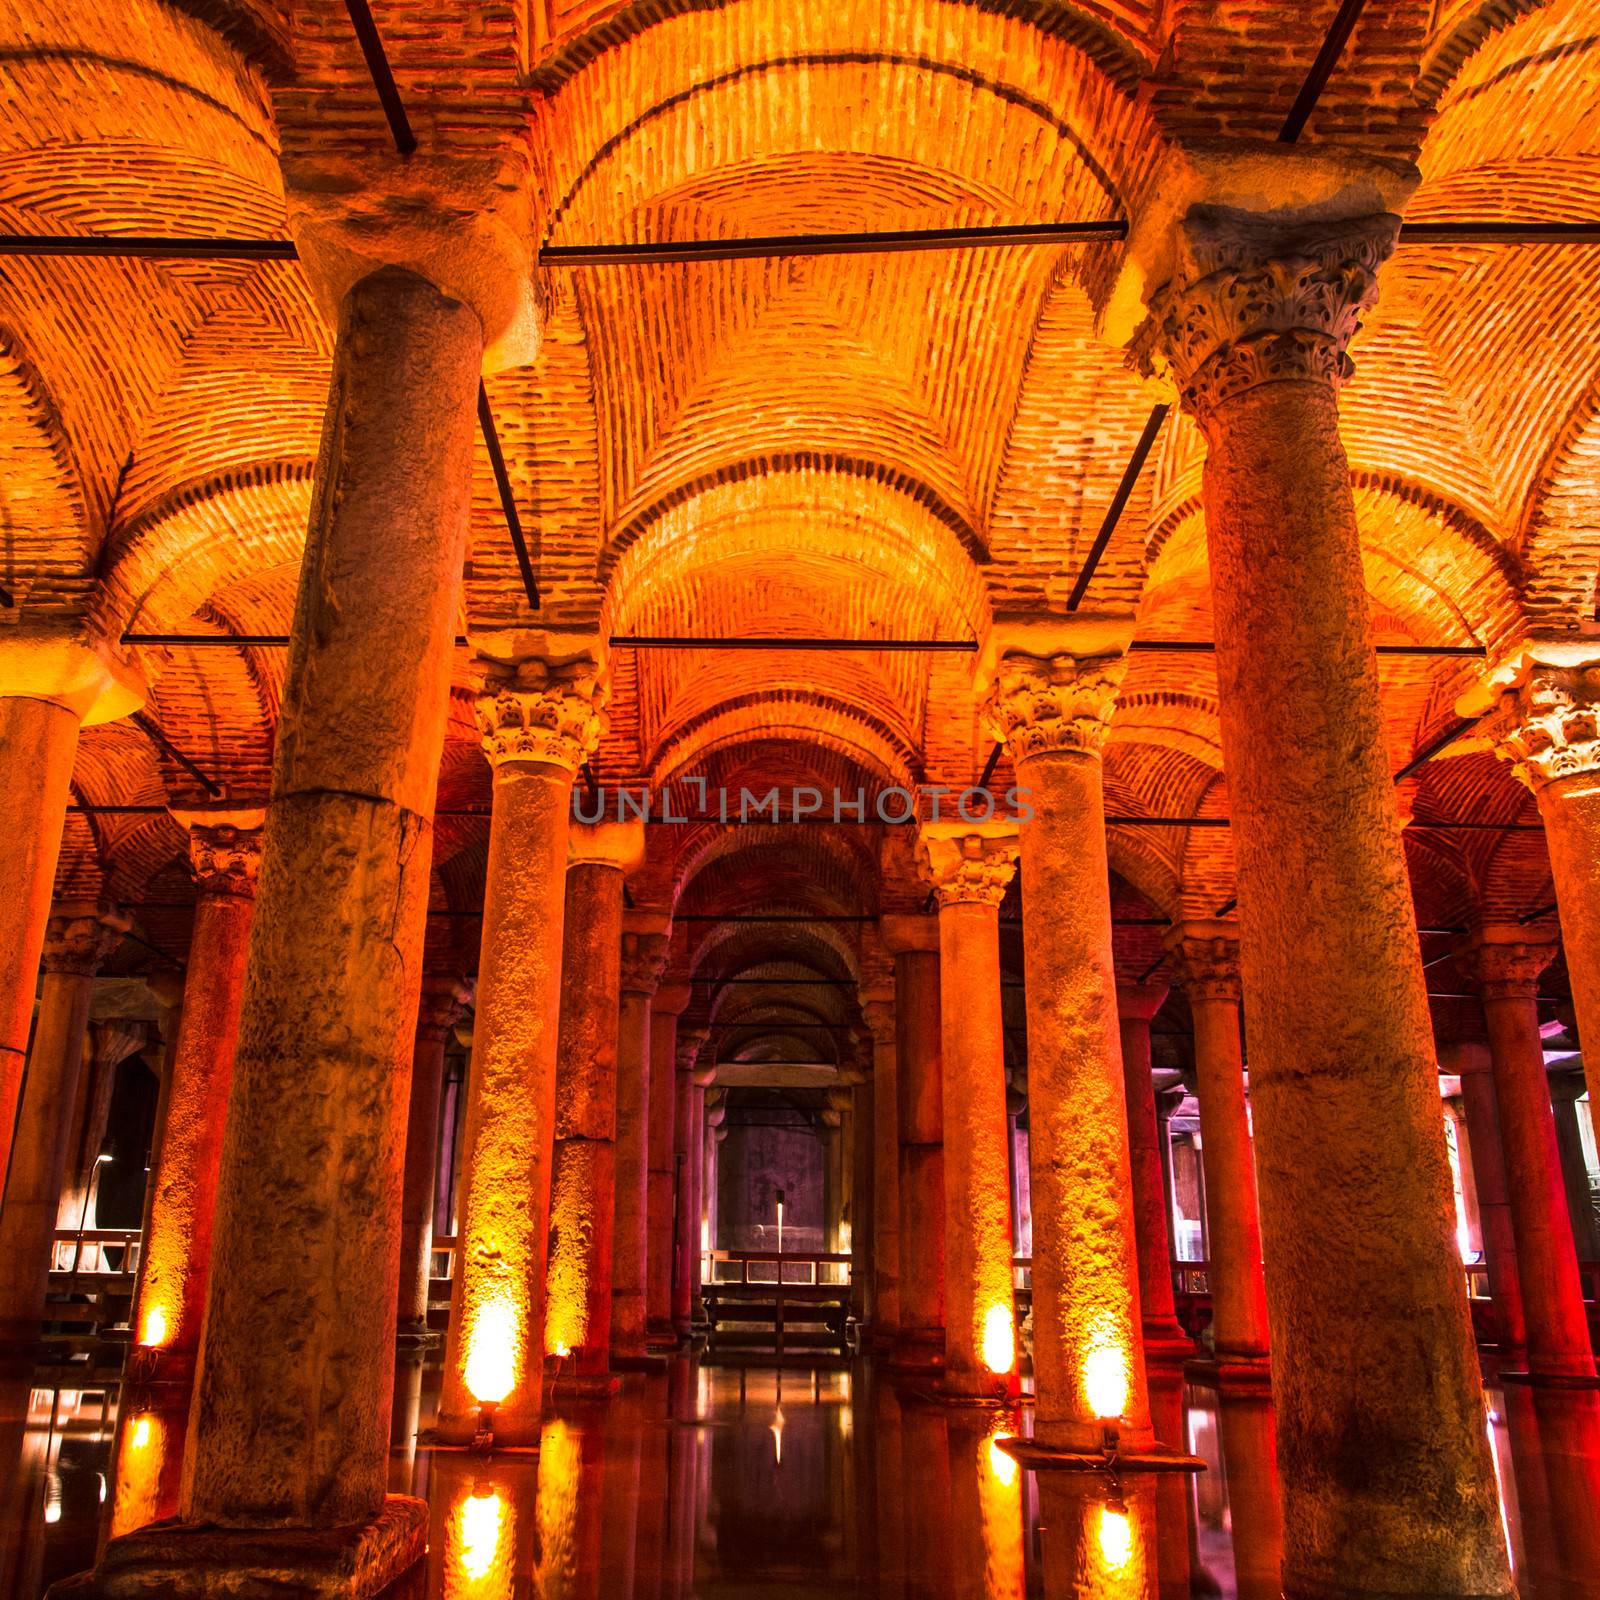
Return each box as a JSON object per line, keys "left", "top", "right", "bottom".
{"left": 545, "top": 820, "right": 640, "bottom": 1387}
{"left": 880, "top": 915, "right": 945, "bottom": 1370}
{"left": 612, "top": 914, "right": 669, "bottom": 1363}
{"left": 1443, "top": 1035, "right": 1527, "bottom": 1358}
{"left": 0, "top": 902, "right": 127, "bottom": 1350}
{"left": 648, "top": 982, "right": 691, "bottom": 1345}
{"left": 1457, "top": 931, "right": 1595, "bottom": 1380}
{"left": 396, "top": 975, "right": 470, "bottom": 1340}
{"left": 1444, "top": 1094, "right": 1483, "bottom": 1259}
{"left": 1117, "top": 982, "right": 1191, "bottom": 1362}
{"left": 705, "top": 1095, "right": 727, "bottom": 1261}
{"left": 1135, "top": 202, "right": 1508, "bottom": 1587}
{"left": 57, "top": 1019, "right": 145, "bottom": 1240}
{"left": 439, "top": 658, "right": 604, "bottom": 1445}
{"left": 1550, "top": 1070, "right": 1600, "bottom": 1265}
{"left": 1165, "top": 923, "right": 1270, "bottom": 1375}
{"left": 851, "top": 1069, "right": 875, "bottom": 1321}
{"left": 986, "top": 647, "right": 1153, "bottom": 1451}
{"left": 917, "top": 828, "right": 1019, "bottom": 1396}
{"left": 671, "top": 1029, "right": 711, "bottom": 1333}
{"left": 0, "top": 630, "right": 141, "bottom": 1179}
{"left": 128, "top": 816, "right": 261, "bottom": 1382}
{"left": 860, "top": 990, "right": 901, "bottom": 1339}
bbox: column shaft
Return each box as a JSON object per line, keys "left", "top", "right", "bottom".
{"left": 646, "top": 1004, "right": 680, "bottom": 1340}
{"left": 889, "top": 938, "right": 944, "bottom": 1365}
{"left": 671, "top": 1067, "right": 701, "bottom": 1330}
{"left": 864, "top": 1000, "right": 902, "bottom": 1337}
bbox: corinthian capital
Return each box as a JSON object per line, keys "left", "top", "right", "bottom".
{"left": 1135, "top": 209, "right": 1398, "bottom": 436}
{"left": 916, "top": 828, "right": 1019, "bottom": 910}
{"left": 1164, "top": 923, "right": 1242, "bottom": 1005}
{"left": 985, "top": 651, "right": 1127, "bottom": 762}
{"left": 1487, "top": 665, "right": 1600, "bottom": 792}
{"left": 416, "top": 975, "right": 472, "bottom": 1044}
{"left": 43, "top": 902, "right": 130, "bottom": 977}
{"left": 176, "top": 809, "right": 266, "bottom": 901}
{"left": 475, "top": 657, "right": 606, "bottom": 774}
{"left": 1455, "top": 930, "right": 1556, "bottom": 1001}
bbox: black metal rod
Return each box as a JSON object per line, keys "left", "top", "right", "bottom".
{"left": 1519, "top": 902, "right": 1558, "bottom": 924}
{"left": 122, "top": 633, "right": 473, "bottom": 647}
{"left": 978, "top": 743, "right": 1005, "bottom": 788}
{"left": 1214, "top": 896, "right": 1238, "bottom": 918}
{"left": 1066, "top": 403, "right": 1170, "bottom": 612}
{"left": 68, "top": 805, "right": 170, "bottom": 815}
{"left": 133, "top": 713, "right": 222, "bottom": 798}
{"left": 0, "top": 585, "right": 11, "bottom": 608}
{"left": 343, "top": 0, "right": 417, "bottom": 155}
{"left": 1129, "top": 640, "right": 1486, "bottom": 658}
{"left": 476, "top": 381, "right": 540, "bottom": 610}
{"left": 611, "top": 635, "right": 976, "bottom": 652}
{"left": 543, "top": 220, "right": 1127, "bottom": 267}
{"left": 1392, "top": 714, "right": 1483, "bottom": 783}
{"left": 0, "top": 234, "right": 298, "bottom": 260}
{"left": 122, "top": 928, "right": 184, "bottom": 969}
{"left": 1137, "top": 952, "right": 1167, "bottom": 984}
{"left": 1278, "top": 0, "right": 1370, "bottom": 143}
{"left": 1398, "top": 222, "right": 1600, "bottom": 245}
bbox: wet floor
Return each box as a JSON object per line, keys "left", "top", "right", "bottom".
{"left": 1, "top": 1355, "right": 1598, "bottom": 1598}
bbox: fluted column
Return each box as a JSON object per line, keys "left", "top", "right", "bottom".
{"left": 917, "top": 829, "right": 1019, "bottom": 1397}
{"left": 612, "top": 915, "right": 668, "bottom": 1363}
{"left": 396, "top": 975, "right": 470, "bottom": 1339}
{"left": 545, "top": 820, "right": 640, "bottom": 1388}
{"left": 860, "top": 990, "right": 901, "bottom": 1339}
{"left": 671, "top": 1028, "right": 710, "bottom": 1333}
{"left": 1165, "top": 924, "right": 1270, "bottom": 1374}
{"left": 880, "top": 915, "right": 945, "bottom": 1370}
{"left": 1117, "top": 981, "right": 1190, "bottom": 1361}
{"left": 439, "top": 659, "right": 604, "bottom": 1445}
{"left": 648, "top": 982, "right": 691, "bottom": 1345}
{"left": 987, "top": 647, "right": 1153, "bottom": 1452}
{"left": 1456, "top": 931, "right": 1594, "bottom": 1381}
{"left": 0, "top": 902, "right": 127, "bottom": 1350}
{"left": 1135, "top": 203, "right": 1507, "bottom": 1587}
{"left": 129, "top": 817, "right": 262, "bottom": 1383}
{"left": 1442, "top": 1032, "right": 1527, "bottom": 1358}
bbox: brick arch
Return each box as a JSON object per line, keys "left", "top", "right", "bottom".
{"left": 1517, "top": 378, "right": 1600, "bottom": 629}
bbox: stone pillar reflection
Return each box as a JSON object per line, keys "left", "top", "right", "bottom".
{"left": 1216, "top": 1390, "right": 1285, "bottom": 1600}
{"left": 987, "top": 650, "right": 1152, "bottom": 1451}
{"left": 1117, "top": 982, "right": 1190, "bottom": 1362}
{"left": 917, "top": 829, "right": 1019, "bottom": 1396}
{"left": 0, "top": 902, "right": 127, "bottom": 1350}
{"left": 1441, "top": 1028, "right": 1527, "bottom": 1358}
{"left": 880, "top": 915, "right": 945, "bottom": 1369}
{"left": 861, "top": 990, "right": 901, "bottom": 1339}
{"left": 1165, "top": 924, "right": 1270, "bottom": 1372}
{"left": 129, "top": 816, "right": 262, "bottom": 1380}
{"left": 648, "top": 982, "right": 691, "bottom": 1345}
{"left": 671, "top": 1030, "right": 711, "bottom": 1333}
{"left": 1457, "top": 931, "right": 1594, "bottom": 1380}
{"left": 545, "top": 821, "right": 639, "bottom": 1386}
{"left": 440, "top": 658, "right": 604, "bottom": 1444}
{"left": 612, "top": 914, "right": 668, "bottom": 1362}
{"left": 397, "top": 974, "right": 470, "bottom": 1338}
{"left": 1137, "top": 205, "right": 1507, "bottom": 1588}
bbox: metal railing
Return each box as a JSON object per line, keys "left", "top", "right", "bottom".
{"left": 704, "top": 1249, "right": 851, "bottom": 1288}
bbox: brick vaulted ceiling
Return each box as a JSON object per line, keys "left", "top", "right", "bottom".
{"left": 1, "top": 0, "right": 1596, "bottom": 1064}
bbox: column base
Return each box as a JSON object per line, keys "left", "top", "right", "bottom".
{"left": 47, "top": 1496, "right": 427, "bottom": 1600}
{"left": 1143, "top": 1329, "right": 1199, "bottom": 1369}
{"left": 884, "top": 1328, "right": 945, "bottom": 1375}
{"left": 997, "top": 1436, "right": 1206, "bottom": 1474}
{"left": 546, "top": 1372, "right": 622, "bottom": 1400}
{"left": 394, "top": 1324, "right": 442, "bottom": 1354}
{"left": 1184, "top": 1354, "right": 1273, "bottom": 1393}
{"left": 430, "top": 1406, "right": 543, "bottom": 1451}
{"left": 1499, "top": 1368, "right": 1600, "bottom": 1389}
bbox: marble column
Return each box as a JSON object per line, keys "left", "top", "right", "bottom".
{"left": 1136, "top": 202, "right": 1507, "bottom": 1588}
{"left": 1457, "top": 931, "right": 1594, "bottom": 1380}
{"left": 129, "top": 817, "right": 261, "bottom": 1383}
{"left": 986, "top": 647, "right": 1153, "bottom": 1451}
{"left": 851, "top": 1069, "right": 876, "bottom": 1321}
{"left": 1453, "top": 1045, "right": 1528, "bottom": 1361}
{"left": 396, "top": 974, "right": 470, "bottom": 1339}
{"left": 648, "top": 982, "right": 691, "bottom": 1345}
{"left": 0, "top": 632, "right": 141, "bottom": 1180}
{"left": 545, "top": 821, "right": 640, "bottom": 1387}
{"left": 860, "top": 990, "right": 901, "bottom": 1339}
{"left": 880, "top": 915, "right": 945, "bottom": 1369}
{"left": 1549, "top": 1069, "right": 1600, "bottom": 1266}
{"left": 671, "top": 1028, "right": 710, "bottom": 1333}
{"left": 612, "top": 914, "right": 669, "bottom": 1363}
{"left": 0, "top": 902, "right": 127, "bottom": 1350}
{"left": 917, "top": 828, "right": 1019, "bottom": 1396}
{"left": 1165, "top": 924, "right": 1270, "bottom": 1374}
{"left": 1117, "top": 982, "right": 1191, "bottom": 1362}
{"left": 439, "top": 658, "right": 604, "bottom": 1445}
{"left": 705, "top": 1096, "right": 727, "bottom": 1263}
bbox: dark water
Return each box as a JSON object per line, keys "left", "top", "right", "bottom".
{"left": 1, "top": 1357, "right": 1597, "bottom": 1598}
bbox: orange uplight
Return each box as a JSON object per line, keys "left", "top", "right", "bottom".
{"left": 986, "top": 1430, "right": 1018, "bottom": 1489}
{"left": 139, "top": 1305, "right": 169, "bottom": 1349}
{"left": 982, "top": 1303, "right": 1015, "bottom": 1374}
{"left": 465, "top": 1300, "right": 519, "bottom": 1405}
{"left": 1096, "top": 1504, "right": 1133, "bottom": 1571}
{"left": 131, "top": 1416, "right": 151, "bottom": 1450}
{"left": 456, "top": 1489, "right": 505, "bottom": 1582}
{"left": 1083, "top": 1344, "right": 1128, "bottom": 1421}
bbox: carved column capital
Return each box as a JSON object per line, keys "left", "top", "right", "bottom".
{"left": 1487, "top": 665, "right": 1600, "bottom": 792}
{"left": 1164, "top": 923, "right": 1242, "bottom": 1005}
{"left": 43, "top": 902, "right": 130, "bottom": 977}
{"left": 1116, "top": 981, "right": 1170, "bottom": 1024}
{"left": 189, "top": 823, "right": 265, "bottom": 901}
{"left": 415, "top": 975, "right": 472, "bottom": 1044}
{"left": 916, "top": 829, "right": 1019, "bottom": 909}
{"left": 474, "top": 658, "right": 606, "bottom": 774}
{"left": 859, "top": 994, "right": 897, "bottom": 1051}
{"left": 984, "top": 650, "right": 1128, "bottom": 762}
{"left": 1455, "top": 931, "right": 1557, "bottom": 1001}
{"left": 620, "top": 932, "right": 670, "bottom": 997}
{"left": 1134, "top": 210, "right": 1399, "bottom": 439}
{"left": 676, "top": 1026, "right": 710, "bottom": 1075}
